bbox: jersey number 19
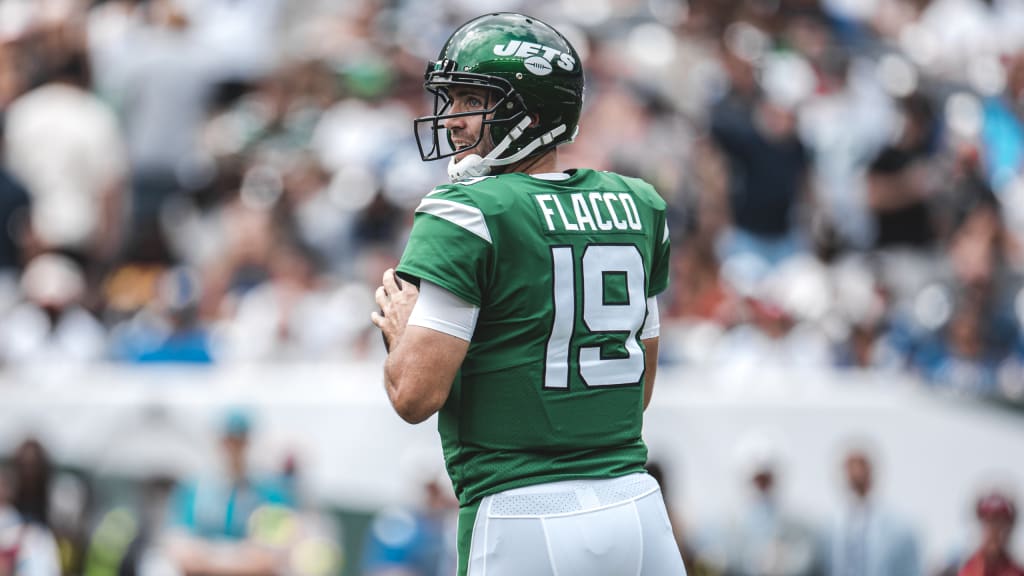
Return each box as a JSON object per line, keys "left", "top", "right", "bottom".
{"left": 544, "top": 244, "right": 647, "bottom": 389}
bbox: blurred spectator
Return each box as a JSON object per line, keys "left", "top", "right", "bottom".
{"left": 185, "top": 0, "right": 283, "bottom": 83}
{"left": 196, "top": 184, "right": 279, "bottom": 298}
{"left": 252, "top": 451, "right": 344, "bottom": 576}
{"left": 361, "top": 471, "right": 457, "bottom": 576}
{"left": 909, "top": 171, "right": 1020, "bottom": 395}
{"left": 947, "top": 170, "right": 1010, "bottom": 297}
{"left": 247, "top": 503, "right": 343, "bottom": 576}
{"left": 709, "top": 256, "right": 835, "bottom": 373}
{"left": 797, "top": 41, "right": 895, "bottom": 251}
{"left": 49, "top": 470, "right": 93, "bottom": 576}
{"left": 7, "top": 437, "right": 91, "bottom": 575}
{"left": 0, "top": 167, "right": 29, "bottom": 273}
{"left": 108, "top": 265, "right": 212, "bottom": 364}
{"left": 87, "top": 0, "right": 218, "bottom": 263}
{"left": 0, "top": 253, "right": 106, "bottom": 365}
{"left": 0, "top": 40, "right": 24, "bottom": 109}
{"left": 912, "top": 295, "right": 1003, "bottom": 394}
{"left": 957, "top": 491, "right": 1024, "bottom": 576}
{"left": 827, "top": 446, "right": 920, "bottom": 576}
{"left": 905, "top": 0, "right": 1024, "bottom": 86}
{"left": 0, "top": 441, "right": 61, "bottom": 576}
{"left": 831, "top": 315, "right": 909, "bottom": 371}
{"left": 84, "top": 475, "right": 178, "bottom": 576}
{"left": 699, "top": 435, "right": 824, "bottom": 576}
{"left": 0, "top": 46, "right": 28, "bottom": 276}
{"left": 980, "top": 50, "right": 1024, "bottom": 196}
{"left": 865, "top": 92, "right": 940, "bottom": 251}
{"left": 658, "top": 131, "right": 735, "bottom": 367}
{"left": 997, "top": 332, "right": 1024, "bottom": 402}
{"left": 277, "top": 153, "right": 359, "bottom": 276}
{"left": 646, "top": 461, "right": 721, "bottom": 576}
{"left": 710, "top": 43, "right": 813, "bottom": 275}
{"left": 3, "top": 48, "right": 127, "bottom": 266}
{"left": 829, "top": 256, "right": 912, "bottom": 371}
{"left": 215, "top": 240, "right": 328, "bottom": 362}
{"left": 162, "top": 410, "right": 294, "bottom": 575}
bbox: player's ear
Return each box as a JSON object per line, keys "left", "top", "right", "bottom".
{"left": 529, "top": 113, "right": 540, "bottom": 127}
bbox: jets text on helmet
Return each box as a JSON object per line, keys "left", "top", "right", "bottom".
{"left": 493, "top": 41, "right": 576, "bottom": 71}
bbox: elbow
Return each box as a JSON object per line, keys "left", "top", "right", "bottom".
{"left": 391, "top": 395, "right": 436, "bottom": 424}
{"left": 386, "top": 371, "right": 444, "bottom": 424}
{"left": 383, "top": 343, "right": 457, "bottom": 424}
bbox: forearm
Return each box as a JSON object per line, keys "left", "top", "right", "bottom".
{"left": 373, "top": 273, "right": 470, "bottom": 424}
{"left": 383, "top": 327, "right": 465, "bottom": 423}
{"left": 867, "top": 170, "right": 927, "bottom": 212}
{"left": 165, "top": 534, "right": 278, "bottom": 576}
{"left": 383, "top": 344, "right": 421, "bottom": 422}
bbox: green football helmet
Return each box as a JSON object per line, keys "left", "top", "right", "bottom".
{"left": 414, "top": 13, "right": 585, "bottom": 181}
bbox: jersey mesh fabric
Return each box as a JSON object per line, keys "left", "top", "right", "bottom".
{"left": 490, "top": 493, "right": 580, "bottom": 517}
{"left": 397, "top": 169, "right": 671, "bottom": 507}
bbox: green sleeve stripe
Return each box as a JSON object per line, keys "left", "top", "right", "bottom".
{"left": 663, "top": 221, "right": 669, "bottom": 244}
{"left": 415, "top": 198, "right": 493, "bottom": 244}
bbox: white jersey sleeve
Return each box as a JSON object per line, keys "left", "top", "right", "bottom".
{"left": 640, "top": 296, "right": 660, "bottom": 339}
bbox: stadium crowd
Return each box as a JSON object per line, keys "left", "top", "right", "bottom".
{"left": 2, "top": 0, "right": 1024, "bottom": 574}
{"left": 0, "top": 0, "right": 1023, "bottom": 399}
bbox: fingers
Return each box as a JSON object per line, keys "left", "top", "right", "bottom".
{"left": 370, "top": 310, "right": 385, "bottom": 329}
{"left": 382, "top": 268, "right": 401, "bottom": 295}
{"left": 374, "top": 271, "right": 398, "bottom": 331}
{"left": 374, "top": 269, "right": 417, "bottom": 345}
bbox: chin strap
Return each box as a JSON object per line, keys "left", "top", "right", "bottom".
{"left": 448, "top": 117, "right": 567, "bottom": 182}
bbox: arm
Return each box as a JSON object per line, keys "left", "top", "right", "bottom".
{"left": 162, "top": 483, "right": 279, "bottom": 576}
{"left": 383, "top": 325, "right": 468, "bottom": 423}
{"left": 640, "top": 295, "right": 661, "bottom": 411}
{"left": 371, "top": 270, "right": 470, "bottom": 424}
{"left": 642, "top": 336, "right": 659, "bottom": 411}
{"left": 866, "top": 155, "right": 932, "bottom": 212}
{"left": 94, "top": 177, "right": 124, "bottom": 260}
{"left": 164, "top": 533, "right": 278, "bottom": 576}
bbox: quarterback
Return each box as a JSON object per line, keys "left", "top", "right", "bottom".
{"left": 371, "top": 12, "right": 685, "bottom": 576}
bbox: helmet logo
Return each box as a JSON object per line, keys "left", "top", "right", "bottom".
{"left": 493, "top": 40, "right": 576, "bottom": 72}
{"left": 524, "top": 56, "right": 553, "bottom": 76}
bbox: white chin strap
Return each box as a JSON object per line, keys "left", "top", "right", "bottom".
{"left": 447, "top": 116, "right": 567, "bottom": 182}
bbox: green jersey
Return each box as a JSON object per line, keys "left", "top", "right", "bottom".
{"left": 396, "top": 168, "right": 671, "bottom": 506}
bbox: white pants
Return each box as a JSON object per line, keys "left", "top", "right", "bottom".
{"left": 467, "top": 473, "right": 687, "bottom": 576}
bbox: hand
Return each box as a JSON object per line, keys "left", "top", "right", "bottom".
{"left": 371, "top": 268, "right": 419, "bottom": 352}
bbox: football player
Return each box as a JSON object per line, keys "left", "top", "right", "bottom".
{"left": 371, "top": 12, "right": 685, "bottom": 576}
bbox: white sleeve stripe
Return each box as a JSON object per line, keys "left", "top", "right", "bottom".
{"left": 640, "top": 296, "right": 660, "bottom": 339}
{"left": 662, "top": 221, "right": 670, "bottom": 244}
{"left": 415, "top": 198, "right": 492, "bottom": 244}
